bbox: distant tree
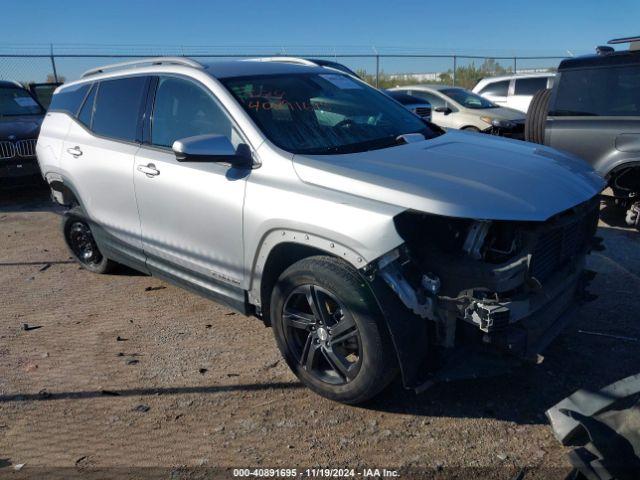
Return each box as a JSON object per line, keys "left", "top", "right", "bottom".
{"left": 45, "top": 73, "right": 65, "bottom": 83}
{"left": 351, "top": 58, "right": 524, "bottom": 90}
{"left": 436, "top": 59, "right": 513, "bottom": 89}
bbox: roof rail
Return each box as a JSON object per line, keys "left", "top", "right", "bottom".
{"left": 81, "top": 57, "right": 204, "bottom": 78}
{"left": 241, "top": 56, "right": 319, "bottom": 67}
{"left": 608, "top": 35, "right": 640, "bottom": 45}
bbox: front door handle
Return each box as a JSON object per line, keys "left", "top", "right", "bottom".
{"left": 67, "top": 146, "right": 83, "bottom": 158}
{"left": 137, "top": 163, "right": 160, "bottom": 177}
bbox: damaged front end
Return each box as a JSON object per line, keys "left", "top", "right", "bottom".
{"left": 367, "top": 196, "right": 602, "bottom": 390}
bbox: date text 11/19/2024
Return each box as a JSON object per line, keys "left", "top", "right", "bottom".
{"left": 232, "top": 468, "right": 400, "bottom": 478}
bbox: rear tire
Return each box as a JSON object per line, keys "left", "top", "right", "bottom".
{"left": 270, "top": 256, "right": 397, "bottom": 404}
{"left": 62, "top": 208, "right": 116, "bottom": 274}
{"left": 525, "top": 88, "right": 552, "bottom": 144}
{"left": 462, "top": 126, "right": 481, "bottom": 133}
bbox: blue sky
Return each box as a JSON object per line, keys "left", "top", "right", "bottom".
{"left": 2, "top": 0, "right": 639, "bottom": 80}
{"left": 4, "top": 0, "right": 638, "bottom": 54}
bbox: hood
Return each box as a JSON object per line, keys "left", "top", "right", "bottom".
{"left": 292, "top": 131, "right": 605, "bottom": 222}
{"left": 479, "top": 106, "right": 525, "bottom": 121}
{"left": 0, "top": 115, "right": 43, "bottom": 140}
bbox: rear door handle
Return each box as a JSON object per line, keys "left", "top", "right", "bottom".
{"left": 67, "top": 146, "right": 83, "bottom": 158}
{"left": 137, "top": 163, "right": 160, "bottom": 177}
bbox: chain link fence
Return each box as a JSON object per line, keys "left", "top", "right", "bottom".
{"left": 0, "top": 45, "right": 567, "bottom": 90}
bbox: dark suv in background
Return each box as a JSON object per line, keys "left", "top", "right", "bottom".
{"left": 526, "top": 36, "right": 640, "bottom": 228}
{"left": 0, "top": 80, "right": 46, "bottom": 187}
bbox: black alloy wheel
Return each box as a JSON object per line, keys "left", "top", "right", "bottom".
{"left": 282, "top": 284, "right": 362, "bottom": 385}
{"left": 270, "top": 256, "right": 398, "bottom": 404}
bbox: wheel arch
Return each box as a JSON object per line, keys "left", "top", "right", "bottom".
{"left": 603, "top": 159, "right": 640, "bottom": 180}
{"left": 256, "top": 239, "right": 432, "bottom": 391}
{"left": 45, "top": 173, "right": 84, "bottom": 208}
{"left": 605, "top": 160, "right": 640, "bottom": 201}
{"left": 248, "top": 229, "right": 374, "bottom": 324}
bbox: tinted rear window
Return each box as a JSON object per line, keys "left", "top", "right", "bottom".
{"left": 514, "top": 77, "right": 548, "bottom": 95}
{"left": 92, "top": 77, "right": 148, "bottom": 142}
{"left": 552, "top": 65, "right": 640, "bottom": 117}
{"left": 49, "top": 83, "right": 90, "bottom": 115}
{"left": 479, "top": 80, "right": 509, "bottom": 97}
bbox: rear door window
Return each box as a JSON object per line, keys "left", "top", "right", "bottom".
{"left": 92, "top": 76, "right": 148, "bottom": 142}
{"left": 514, "top": 77, "right": 548, "bottom": 96}
{"left": 553, "top": 65, "right": 640, "bottom": 116}
{"left": 479, "top": 80, "right": 509, "bottom": 97}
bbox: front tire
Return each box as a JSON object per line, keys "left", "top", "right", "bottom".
{"left": 271, "top": 256, "right": 397, "bottom": 404}
{"left": 62, "top": 208, "right": 116, "bottom": 274}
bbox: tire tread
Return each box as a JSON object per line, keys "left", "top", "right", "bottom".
{"left": 525, "top": 88, "right": 552, "bottom": 144}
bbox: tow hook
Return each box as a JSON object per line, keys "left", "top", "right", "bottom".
{"left": 467, "top": 301, "right": 511, "bottom": 333}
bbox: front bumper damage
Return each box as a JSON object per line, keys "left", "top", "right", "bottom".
{"left": 367, "top": 196, "right": 601, "bottom": 391}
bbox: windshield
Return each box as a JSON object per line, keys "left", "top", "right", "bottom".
{"left": 222, "top": 73, "right": 439, "bottom": 154}
{"left": 440, "top": 88, "right": 497, "bottom": 109}
{"left": 0, "top": 86, "right": 44, "bottom": 116}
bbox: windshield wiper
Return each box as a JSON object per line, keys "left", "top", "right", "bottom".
{"left": 301, "top": 127, "right": 435, "bottom": 155}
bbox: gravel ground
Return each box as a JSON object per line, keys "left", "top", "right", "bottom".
{"left": 1, "top": 185, "right": 639, "bottom": 479}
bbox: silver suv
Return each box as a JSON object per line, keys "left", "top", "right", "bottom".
{"left": 37, "top": 57, "right": 604, "bottom": 404}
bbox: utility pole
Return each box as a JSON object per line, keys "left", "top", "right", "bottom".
{"left": 452, "top": 56, "right": 457, "bottom": 86}
{"left": 50, "top": 44, "right": 59, "bottom": 83}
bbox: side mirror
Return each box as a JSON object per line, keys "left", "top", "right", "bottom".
{"left": 172, "top": 134, "right": 252, "bottom": 168}
{"left": 434, "top": 106, "right": 453, "bottom": 115}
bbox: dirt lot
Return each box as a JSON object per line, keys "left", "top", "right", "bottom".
{"left": 1, "top": 185, "right": 639, "bottom": 479}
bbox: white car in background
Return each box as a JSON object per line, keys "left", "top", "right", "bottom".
{"left": 390, "top": 85, "right": 526, "bottom": 138}
{"left": 473, "top": 73, "right": 555, "bottom": 113}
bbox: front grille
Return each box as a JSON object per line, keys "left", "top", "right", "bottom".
{"left": 414, "top": 107, "right": 431, "bottom": 118}
{"left": 0, "top": 141, "right": 15, "bottom": 159}
{"left": 16, "top": 139, "right": 37, "bottom": 157}
{"left": 529, "top": 200, "right": 599, "bottom": 283}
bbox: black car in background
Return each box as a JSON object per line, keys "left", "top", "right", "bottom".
{"left": 0, "top": 80, "right": 45, "bottom": 187}
{"left": 383, "top": 89, "right": 432, "bottom": 121}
